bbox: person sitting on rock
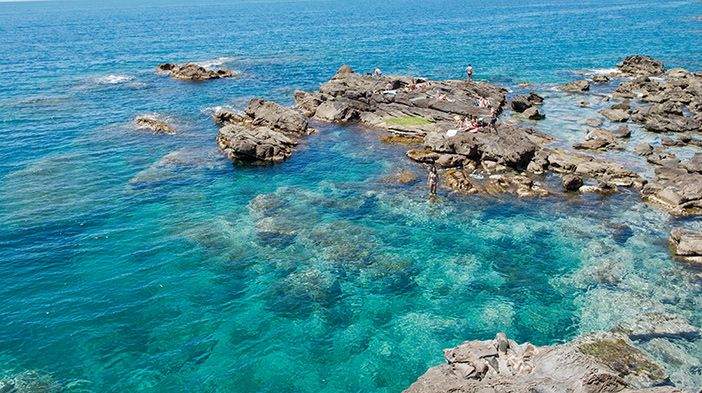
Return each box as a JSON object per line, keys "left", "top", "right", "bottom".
{"left": 428, "top": 166, "right": 438, "bottom": 195}
{"left": 373, "top": 68, "right": 382, "bottom": 77}
{"left": 405, "top": 78, "right": 418, "bottom": 92}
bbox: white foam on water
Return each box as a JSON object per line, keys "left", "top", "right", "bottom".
{"left": 93, "top": 74, "right": 134, "bottom": 85}
{"left": 195, "top": 56, "right": 234, "bottom": 70}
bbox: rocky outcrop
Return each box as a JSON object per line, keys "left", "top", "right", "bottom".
{"left": 157, "top": 63, "right": 238, "bottom": 81}
{"left": 559, "top": 80, "right": 590, "bottom": 93}
{"left": 523, "top": 106, "right": 545, "bottom": 120}
{"left": 529, "top": 147, "right": 644, "bottom": 189}
{"left": 642, "top": 164, "right": 702, "bottom": 215}
{"left": 404, "top": 332, "right": 680, "bottom": 393}
{"left": 617, "top": 55, "right": 666, "bottom": 77}
{"left": 134, "top": 116, "right": 175, "bottom": 134}
{"left": 600, "top": 108, "right": 631, "bottom": 122}
{"left": 215, "top": 99, "right": 315, "bottom": 163}
{"left": 295, "top": 65, "right": 507, "bottom": 136}
{"left": 669, "top": 227, "right": 702, "bottom": 264}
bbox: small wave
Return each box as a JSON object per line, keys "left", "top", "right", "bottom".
{"left": 195, "top": 56, "right": 234, "bottom": 70}
{"left": 94, "top": 74, "right": 135, "bottom": 85}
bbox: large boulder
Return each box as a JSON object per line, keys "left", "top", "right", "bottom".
{"left": 215, "top": 99, "right": 314, "bottom": 163}
{"left": 404, "top": 332, "right": 674, "bottom": 393}
{"left": 156, "top": 63, "right": 238, "bottom": 81}
{"left": 216, "top": 124, "right": 297, "bottom": 163}
{"left": 574, "top": 128, "right": 618, "bottom": 150}
{"left": 617, "top": 55, "right": 666, "bottom": 77}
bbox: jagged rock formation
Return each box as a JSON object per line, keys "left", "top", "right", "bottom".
{"left": 294, "top": 65, "right": 506, "bottom": 136}
{"left": 157, "top": 63, "right": 238, "bottom": 81}
{"left": 617, "top": 55, "right": 666, "bottom": 77}
{"left": 669, "top": 227, "right": 702, "bottom": 264}
{"left": 215, "top": 99, "right": 315, "bottom": 163}
{"left": 134, "top": 116, "right": 175, "bottom": 134}
{"left": 404, "top": 332, "right": 684, "bottom": 393}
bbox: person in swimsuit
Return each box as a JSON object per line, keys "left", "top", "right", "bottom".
{"left": 490, "top": 107, "right": 499, "bottom": 128}
{"left": 373, "top": 68, "right": 382, "bottom": 77}
{"left": 466, "top": 64, "right": 473, "bottom": 81}
{"left": 428, "top": 166, "right": 438, "bottom": 195}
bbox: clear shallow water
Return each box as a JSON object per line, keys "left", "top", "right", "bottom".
{"left": 1, "top": 0, "right": 702, "bottom": 391}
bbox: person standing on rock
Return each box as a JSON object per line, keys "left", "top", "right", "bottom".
{"left": 466, "top": 64, "right": 473, "bottom": 81}
{"left": 428, "top": 166, "right": 438, "bottom": 195}
{"left": 490, "top": 107, "right": 499, "bottom": 129}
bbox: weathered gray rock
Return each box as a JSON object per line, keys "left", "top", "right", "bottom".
{"left": 157, "top": 63, "right": 238, "bottom": 81}
{"left": 616, "top": 312, "right": 700, "bottom": 341}
{"left": 683, "top": 153, "right": 702, "bottom": 173}
{"left": 215, "top": 99, "right": 314, "bottom": 163}
{"left": 134, "top": 116, "right": 175, "bottom": 134}
{"left": 617, "top": 55, "right": 666, "bottom": 77}
{"left": 560, "top": 80, "right": 591, "bottom": 92}
{"left": 600, "top": 108, "right": 631, "bottom": 122}
{"left": 642, "top": 165, "right": 702, "bottom": 215}
{"left": 540, "top": 148, "right": 643, "bottom": 188}
{"left": 523, "top": 106, "right": 545, "bottom": 120}
{"left": 586, "top": 119, "right": 604, "bottom": 127}
{"left": 574, "top": 128, "right": 618, "bottom": 150}
{"left": 670, "top": 227, "right": 702, "bottom": 264}
{"left": 404, "top": 332, "right": 672, "bottom": 393}
{"left": 612, "top": 125, "right": 632, "bottom": 138}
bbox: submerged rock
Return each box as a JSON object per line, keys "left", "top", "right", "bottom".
{"left": 134, "top": 116, "right": 175, "bottom": 134}
{"left": 510, "top": 92, "right": 543, "bottom": 113}
{"left": 669, "top": 227, "right": 702, "bottom": 264}
{"left": 616, "top": 312, "right": 700, "bottom": 341}
{"left": 404, "top": 332, "right": 676, "bottom": 393}
{"left": 523, "top": 106, "right": 545, "bottom": 120}
{"left": 215, "top": 99, "right": 314, "bottom": 163}
{"left": 156, "top": 63, "right": 238, "bottom": 81}
{"left": 0, "top": 370, "right": 62, "bottom": 393}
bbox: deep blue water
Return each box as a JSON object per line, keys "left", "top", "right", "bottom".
{"left": 1, "top": 0, "right": 702, "bottom": 391}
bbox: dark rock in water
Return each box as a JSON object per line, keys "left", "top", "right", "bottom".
{"left": 562, "top": 174, "right": 584, "bottom": 192}
{"left": 611, "top": 99, "right": 631, "bottom": 111}
{"left": 669, "top": 227, "right": 702, "bottom": 264}
{"left": 385, "top": 169, "right": 419, "bottom": 185}
{"left": 511, "top": 92, "right": 543, "bottom": 112}
{"left": 523, "top": 106, "right": 545, "bottom": 120}
{"left": 559, "top": 79, "right": 590, "bottom": 92}
{"left": 134, "top": 116, "right": 175, "bottom": 134}
{"left": 607, "top": 222, "right": 634, "bottom": 244}
{"left": 295, "top": 65, "right": 507, "bottom": 135}
{"left": 616, "top": 312, "right": 700, "bottom": 341}
{"left": 579, "top": 100, "right": 592, "bottom": 107}
{"left": 404, "top": 332, "right": 674, "bottom": 393}
{"left": 600, "top": 108, "right": 630, "bottom": 122}
{"left": 612, "top": 125, "right": 632, "bottom": 138}
{"left": 645, "top": 147, "right": 679, "bottom": 167}
{"left": 157, "top": 63, "right": 238, "bottom": 81}
{"left": 617, "top": 55, "right": 666, "bottom": 76}
{"left": 591, "top": 74, "right": 611, "bottom": 84}
{"left": 215, "top": 99, "right": 314, "bottom": 163}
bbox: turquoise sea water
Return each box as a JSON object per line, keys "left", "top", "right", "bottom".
{"left": 1, "top": 0, "right": 702, "bottom": 391}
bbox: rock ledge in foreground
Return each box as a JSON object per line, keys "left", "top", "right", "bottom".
{"left": 404, "top": 332, "right": 681, "bottom": 393}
